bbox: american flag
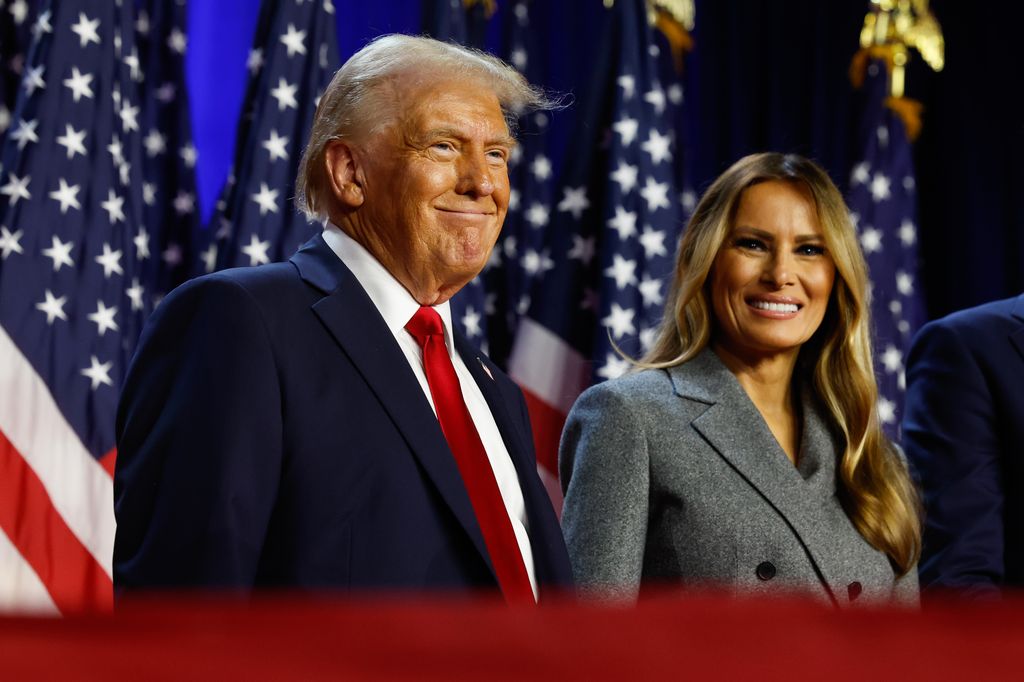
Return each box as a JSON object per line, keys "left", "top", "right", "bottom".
{"left": 201, "top": 0, "right": 338, "bottom": 276}
{"left": 0, "top": 0, "right": 151, "bottom": 613}
{"left": 134, "top": 0, "right": 198, "bottom": 302}
{"left": 508, "top": 1, "right": 689, "bottom": 503}
{"left": 846, "top": 57, "right": 925, "bottom": 439}
{"left": 0, "top": 0, "right": 40, "bottom": 141}
{"left": 422, "top": 0, "right": 492, "bottom": 349}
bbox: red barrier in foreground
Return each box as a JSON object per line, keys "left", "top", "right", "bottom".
{"left": 1, "top": 590, "right": 1021, "bottom": 679}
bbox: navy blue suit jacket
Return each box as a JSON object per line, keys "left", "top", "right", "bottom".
{"left": 114, "top": 235, "right": 572, "bottom": 597}
{"left": 903, "top": 293, "right": 1024, "bottom": 594}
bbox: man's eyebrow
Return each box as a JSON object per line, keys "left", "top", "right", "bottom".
{"left": 423, "top": 127, "right": 516, "bottom": 147}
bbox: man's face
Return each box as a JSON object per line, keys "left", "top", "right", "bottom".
{"left": 350, "top": 77, "right": 514, "bottom": 304}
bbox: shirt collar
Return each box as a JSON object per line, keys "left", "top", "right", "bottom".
{"left": 321, "top": 222, "right": 455, "bottom": 347}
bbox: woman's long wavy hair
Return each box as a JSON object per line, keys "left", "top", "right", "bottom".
{"left": 641, "top": 152, "right": 921, "bottom": 575}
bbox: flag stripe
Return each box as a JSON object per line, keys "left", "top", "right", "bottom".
{"left": 520, "top": 388, "right": 568, "bottom": 481}
{"left": 509, "top": 317, "right": 589, "bottom": 414}
{"left": 0, "top": 430, "right": 111, "bottom": 613}
{"left": 0, "top": 527, "right": 58, "bottom": 615}
{"left": 0, "top": 325, "right": 115, "bottom": 578}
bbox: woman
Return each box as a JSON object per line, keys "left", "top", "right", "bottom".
{"left": 559, "top": 153, "right": 920, "bottom": 607}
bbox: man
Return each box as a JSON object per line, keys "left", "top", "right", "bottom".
{"left": 902, "top": 293, "right": 1024, "bottom": 597}
{"left": 114, "top": 35, "right": 572, "bottom": 603}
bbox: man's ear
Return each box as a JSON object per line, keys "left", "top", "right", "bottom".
{"left": 324, "top": 140, "right": 365, "bottom": 209}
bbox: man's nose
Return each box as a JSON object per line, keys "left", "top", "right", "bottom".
{"left": 456, "top": 152, "right": 496, "bottom": 197}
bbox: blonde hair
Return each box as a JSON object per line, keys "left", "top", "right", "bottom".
{"left": 643, "top": 152, "right": 921, "bottom": 575}
{"left": 295, "top": 34, "right": 555, "bottom": 221}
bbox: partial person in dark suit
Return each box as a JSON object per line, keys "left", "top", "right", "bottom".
{"left": 114, "top": 35, "right": 572, "bottom": 603}
{"left": 560, "top": 153, "right": 921, "bottom": 607}
{"left": 903, "top": 293, "right": 1024, "bottom": 597}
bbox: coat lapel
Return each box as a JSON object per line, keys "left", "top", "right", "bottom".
{"left": 289, "top": 237, "right": 494, "bottom": 578}
{"left": 671, "top": 349, "right": 848, "bottom": 603}
{"left": 1009, "top": 293, "right": 1024, "bottom": 364}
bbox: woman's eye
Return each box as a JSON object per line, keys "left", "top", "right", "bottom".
{"left": 797, "top": 244, "right": 826, "bottom": 256}
{"left": 735, "top": 238, "right": 765, "bottom": 251}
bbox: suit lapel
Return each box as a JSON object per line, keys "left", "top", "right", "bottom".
{"left": 290, "top": 238, "right": 493, "bottom": 577}
{"left": 674, "top": 349, "right": 847, "bottom": 602}
{"left": 1009, "top": 294, "right": 1024, "bottom": 364}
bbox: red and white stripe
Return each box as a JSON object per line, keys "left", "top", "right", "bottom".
{"left": 509, "top": 317, "right": 590, "bottom": 515}
{"left": 0, "top": 325, "right": 114, "bottom": 615}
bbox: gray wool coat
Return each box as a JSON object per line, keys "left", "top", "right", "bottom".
{"left": 559, "top": 348, "right": 918, "bottom": 608}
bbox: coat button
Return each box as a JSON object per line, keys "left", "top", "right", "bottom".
{"left": 848, "top": 581, "right": 862, "bottom": 601}
{"left": 755, "top": 561, "right": 776, "bottom": 581}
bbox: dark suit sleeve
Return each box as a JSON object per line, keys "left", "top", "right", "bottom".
{"left": 903, "top": 318, "right": 1004, "bottom": 594}
{"left": 114, "top": 276, "right": 283, "bottom": 590}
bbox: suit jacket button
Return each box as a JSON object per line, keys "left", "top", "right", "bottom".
{"left": 756, "top": 561, "right": 776, "bottom": 581}
{"left": 848, "top": 581, "right": 862, "bottom": 601}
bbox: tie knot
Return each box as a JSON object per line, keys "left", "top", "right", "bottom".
{"left": 405, "top": 306, "right": 444, "bottom": 347}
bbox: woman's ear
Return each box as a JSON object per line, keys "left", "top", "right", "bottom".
{"left": 324, "top": 140, "right": 365, "bottom": 209}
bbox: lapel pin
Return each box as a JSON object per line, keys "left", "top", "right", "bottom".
{"left": 478, "top": 357, "right": 494, "bottom": 381}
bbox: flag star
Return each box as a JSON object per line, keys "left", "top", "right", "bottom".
{"left": 42, "top": 235, "right": 74, "bottom": 271}
{"left": 607, "top": 206, "right": 637, "bottom": 240}
{"left": 877, "top": 397, "right": 896, "bottom": 424}
{"left": 510, "top": 47, "right": 527, "bottom": 70}
{"left": 640, "top": 177, "right": 670, "bottom": 211}
{"left": 119, "top": 101, "right": 139, "bottom": 132}
{"left": 903, "top": 176, "right": 915, "bottom": 192}
{"left": 508, "top": 188, "right": 520, "bottom": 211}
{"left": 167, "top": 27, "right": 187, "bottom": 54}
{"left": 898, "top": 219, "right": 916, "bottom": 246}
{"left": 617, "top": 75, "right": 636, "bottom": 100}
{"left": 87, "top": 300, "right": 119, "bottom": 336}
{"left": 251, "top": 182, "right": 279, "bottom": 215}
{"left": 173, "top": 191, "right": 195, "bottom": 215}
{"left": 279, "top": 23, "right": 307, "bottom": 57}
{"left": 516, "top": 294, "right": 531, "bottom": 316}
{"left": 638, "top": 226, "right": 668, "bottom": 258}
{"left": 127, "top": 278, "right": 145, "bottom": 311}
{"left": 156, "top": 82, "right": 176, "bottom": 103}
{"left": 876, "top": 125, "right": 889, "bottom": 148}
{"left": 270, "top": 78, "right": 298, "bottom": 110}
{"left": 530, "top": 155, "right": 552, "bottom": 181}
{"left": 522, "top": 249, "right": 554, "bottom": 276}
{"left": 601, "top": 303, "right": 636, "bottom": 340}
{"left": 0, "top": 226, "right": 24, "bottom": 259}
{"left": 896, "top": 270, "right": 914, "bottom": 296}
{"left": 55, "top": 124, "right": 87, "bottom": 159}
{"left": 869, "top": 172, "right": 891, "bottom": 202}
{"left": 142, "top": 182, "right": 156, "bottom": 206}
{"left": 35, "top": 289, "right": 68, "bottom": 324}
{"left": 557, "top": 186, "right": 590, "bottom": 219}
{"left": 247, "top": 48, "right": 264, "bottom": 74}
{"left": 241, "top": 234, "right": 271, "bottom": 265}
{"left": 643, "top": 85, "right": 666, "bottom": 114}
{"left": 525, "top": 202, "right": 549, "bottom": 228}
{"left": 568, "top": 234, "right": 596, "bottom": 265}
{"left": 70, "top": 12, "right": 101, "bottom": 47}
{"left": 0, "top": 172, "right": 31, "bottom": 204}
{"left": 849, "top": 211, "right": 860, "bottom": 229}
{"left": 134, "top": 228, "right": 150, "bottom": 259}
{"left": 81, "top": 356, "right": 114, "bottom": 390}
{"left": 118, "top": 160, "right": 132, "bottom": 186}
{"left": 461, "top": 307, "right": 482, "bottom": 338}
{"left": 880, "top": 344, "right": 903, "bottom": 373}
{"left": 502, "top": 235, "right": 518, "bottom": 258}
{"left": 610, "top": 161, "right": 638, "bottom": 193}
{"left": 509, "top": 145, "right": 523, "bottom": 166}
{"left": 163, "top": 243, "right": 183, "bottom": 266}
{"left": 107, "top": 136, "right": 124, "bottom": 165}
{"left": 604, "top": 253, "right": 638, "bottom": 290}
{"left": 9, "top": 118, "right": 38, "bottom": 150}
{"left": 199, "top": 244, "right": 218, "bottom": 273}
{"left": 123, "top": 47, "right": 141, "bottom": 81}
{"left": 0, "top": 105, "right": 9, "bottom": 133}
{"left": 639, "top": 276, "right": 664, "bottom": 307}
{"left": 612, "top": 117, "right": 639, "bottom": 146}
{"left": 597, "top": 353, "right": 631, "bottom": 380}
{"left": 216, "top": 217, "right": 233, "bottom": 240}
{"left": 641, "top": 128, "right": 673, "bottom": 164}
{"left": 95, "top": 243, "right": 124, "bottom": 278}
{"left": 262, "top": 130, "right": 290, "bottom": 162}
{"left": 101, "top": 188, "right": 126, "bottom": 223}
{"left": 9, "top": 0, "right": 28, "bottom": 25}
{"left": 667, "top": 83, "right": 684, "bottom": 105}
{"left": 143, "top": 129, "right": 166, "bottom": 156}
{"left": 860, "top": 227, "right": 882, "bottom": 253}
{"left": 135, "top": 9, "right": 150, "bottom": 35}
{"left": 48, "top": 178, "right": 82, "bottom": 213}
{"left": 889, "top": 299, "right": 903, "bottom": 316}
{"left": 23, "top": 64, "right": 45, "bottom": 95}
{"left": 850, "top": 162, "right": 870, "bottom": 186}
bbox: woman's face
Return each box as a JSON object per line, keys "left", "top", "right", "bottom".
{"left": 709, "top": 180, "right": 836, "bottom": 364}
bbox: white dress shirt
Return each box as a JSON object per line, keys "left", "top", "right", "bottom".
{"left": 321, "top": 224, "right": 537, "bottom": 600}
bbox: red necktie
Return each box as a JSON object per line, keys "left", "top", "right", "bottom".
{"left": 405, "top": 306, "right": 535, "bottom": 604}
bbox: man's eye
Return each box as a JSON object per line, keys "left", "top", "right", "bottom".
{"left": 486, "top": 149, "right": 508, "bottom": 162}
{"left": 432, "top": 142, "right": 455, "bottom": 152}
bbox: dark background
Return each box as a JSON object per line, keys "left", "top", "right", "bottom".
{"left": 188, "top": 0, "right": 1024, "bottom": 322}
